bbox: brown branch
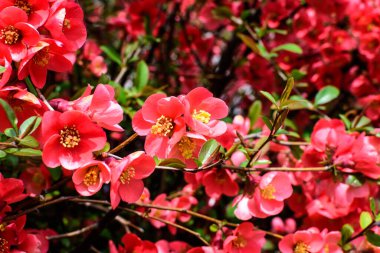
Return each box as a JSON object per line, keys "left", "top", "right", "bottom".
{"left": 109, "top": 133, "right": 138, "bottom": 154}
{"left": 47, "top": 223, "right": 98, "bottom": 240}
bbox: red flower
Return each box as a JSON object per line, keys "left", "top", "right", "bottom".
{"left": 202, "top": 169, "right": 239, "bottom": 198}
{"left": 223, "top": 222, "right": 266, "bottom": 253}
{"left": 0, "top": 0, "right": 50, "bottom": 28}
{"left": 44, "top": 1, "right": 86, "bottom": 51}
{"left": 18, "top": 39, "right": 74, "bottom": 88}
{"left": 183, "top": 87, "right": 228, "bottom": 137}
{"left": 0, "top": 45, "right": 12, "bottom": 88}
{"left": 19, "top": 165, "right": 51, "bottom": 196}
{"left": 132, "top": 93, "right": 185, "bottom": 158}
{"left": 110, "top": 152, "right": 156, "bottom": 209}
{"left": 72, "top": 161, "right": 111, "bottom": 196}
{"left": 41, "top": 110, "right": 106, "bottom": 170}
{"left": 0, "top": 6, "right": 39, "bottom": 61}
{"left": 0, "top": 173, "right": 26, "bottom": 204}
{"left": 279, "top": 227, "right": 324, "bottom": 253}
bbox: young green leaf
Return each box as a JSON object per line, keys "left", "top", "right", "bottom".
{"left": 260, "top": 91, "right": 277, "bottom": 105}
{"left": 366, "top": 231, "right": 380, "bottom": 247}
{"left": 272, "top": 43, "right": 303, "bottom": 54}
{"left": 100, "top": 45, "right": 122, "bottom": 66}
{"left": 18, "top": 136, "right": 39, "bottom": 148}
{"left": 198, "top": 139, "right": 220, "bottom": 165}
{"left": 314, "top": 85, "right": 340, "bottom": 106}
{"left": 19, "top": 116, "right": 41, "bottom": 137}
{"left": 0, "top": 98, "right": 18, "bottom": 131}
{"left": 341, "top": 224, "right": 354, "bottom": 244}
{"left": 280, "top": 77, "right": 294, "bottom": 106}
{"left": 134, "top": 60, "right": 149, "bottom": 91}
{"left": 360, "top": 211, "right": 373, "bottom": 229}
{"left": 248, "top": 100, "right": 262, "bottom": 128}
{"left": 5, "top": 148, "right": 42, "bottom": 156}
{"left": 237, "top": 33, "right": 259, "bottom": 54}
{"left": 159, "top": 158, "right": 186, "bottom": 169}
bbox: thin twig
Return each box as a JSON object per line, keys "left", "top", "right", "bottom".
{"left": 36, "top": 89, "right": 54, "bottom": 111}
{"left": 47, "top": 223, "right": 98, "bottom": 240}
{"left": 109, "top": 133, "right": 138, "bottom": 154}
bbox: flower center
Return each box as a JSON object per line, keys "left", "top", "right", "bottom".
{"left": 60, "top": 126, "right": 81, "bottom": 148}
{"left": 0, "top": 26, "right": 21, "bottom": 45}
{"left": 260, "top": 184, "right": 276, "bottom": 200}
{"left": 14, "top": 0, "right": 32, "bottom": 15}
{"left": 232, "top": 236, "right": 247, "bottom": 248}
{"left": 63, "top": 19, "right": 71, "bottom": 32}
{"left": 84, "top": 166, "right": 100, "bottom": 186}
{"left": 120, "top": 167, "right": 135, "bottom": 184}
{"left": 151, "top": 115, "right": 174, "bottom": 137}
{"left": 178, "top": 137, "right": 195, "bottom": 159}
{"left": 33, "top": 47, "right": 50, "bottom": 67}
{"left": 0, "top": 238, "right": 9, "bottom": 253}
{"left": 294, "top": 241, "right": 310, "bottom": 253}
{"left": 192, "top": 109, "right": 211, "bottom": 124}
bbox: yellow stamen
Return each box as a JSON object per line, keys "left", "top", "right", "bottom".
{"left": 0, "top": 237, "right": 9, "bottom": 253}
{"left": 151, "top": 115, "right": 174, "bottom": 137}
{"left": 83, "top": 166, "right": 100, "bottom": 186}
{"left": 192, "top": 109, "right": 211, "bottom": 124}
{"left": 178, "top": 137, "right": 195, "bottom": 159}
{"left": 33, "top": 47, "right": 50, "bottom": 67}
{"left": 120, "top": 167, "right": 135, "bottom": 184}
{"left": 60, "top": 126, "right": 81, "bottom": 148}
{"left": 232, "top": 236, "right": 247, "bottom": 248}
{"left": 261, "top": 184, "right": 276, "bottom": 200}
{"left": 14, "top": 0, "right": 32, "bottom": 15}
{"left": 294, "top": 241, "right": 310, "bottom": 253}
{"left": 0, "top": 26, "right": 20, "bottom": 45}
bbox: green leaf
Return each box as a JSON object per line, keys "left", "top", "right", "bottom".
{"left": 280, "top": 77, "right": 294, "bottom": 106}
{"left": 237, "top": 33, "right": 259, "bottom": 54}
{"left": 209, "top": 224, "right": 219, "bottom": 232}
{"left": 260, "top": 91, "right": 277, "bottom": 105}
{"left": 360, "top": 211, "right": 373, "bottom": 229}
{"left": 291, "top": 69, "right": 307, "bottom": 80}
{"left": 345, "top": 174, "right": 363, "bottom": 187}
{"left": 261, "top": 116, "right": 273, "bottom": 129}
{"left": 339, "top": 114, "right": 351, "bottom": 129}
{"left": 341, "top": 224, "right": 354, "bottom": 244}
{"left": 198, "top": 139, "right": 220, "bottom": 165}
{"left": 272, "top": 43, "right": 303, "bottom": 54}
{"left": 19, "top": 116, "right": 41, "bottom": 137}
{"left": 0, "top": 66, "right": 5, "bottom": 74}
{"left": 4, "top": 128, "right": 16, "bottom": 138}
{"left": 100, "top": 45, "right": 122, "bottom": 66}
{"left": 366, "top": 231, "right": 380, "bottom": 247}
{"left": 314, "top": 85, "right": 340, "bottom": 106}
{"left": 159, "top": 158, "right": 186, "bottom": 169}
{"left": 5, "top": 148, "right": 42, "bottom": 156}
{"left": 134, "top": 60, "right": 149, "bottom": 91}
{"left": 248, "top": 100, "right": 262, "bottom": 128}
{"left": 370, "top": 197, "right": 376, "bottom": 216}
{"left": 0, "top": 150, "right": 6, "bottom": 158}
{"left": 0, "top": 98, "right": 18, "bottom": 131}
{"left": 18, "top": 136, "right": 39, "bottom": 148}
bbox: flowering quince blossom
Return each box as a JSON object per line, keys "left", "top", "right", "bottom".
{"left": 72, "top": 160, "right": 111, "bottom": 196}
{"left": 132, "top": 93, "right": 186, "bottom": 158}
{"left": 202, "top": 168, "right": 239, "bottom": 198}
{"left": 0, "top": 6, "right": 39, "bottom": 61}
{"left": 279, "top": 227, "right": 324, "bottom": 253}
{"left": 52, "top": 84, "right": 124, "bottom": 131}
{"left": 0, "top": 0, "right": 50, "bottom": 28}
{"left": 17, "top": 39, "right": 74, "bottom": 88}
{"left": 41, "top": 110, "right": 106, "bottom": 170}
{"left": 182, "top": 87, "right": 228, "bottom": 137}
{"left": 19, "top": 165, "right": 51, "bottom": 196}
{"left": 234, "top": 172, "right": 293, "bottom": 219}
{"left": 109, "top": 233, "right": 158, "bottom": 253}
{"left": 155, "top": 240, "right": 190, "bottom": 253}
{"left": 223, "top": 222, "right": 266, "bottom": 253}
{"left": 44, "top": 0, "right": 87, "bottom": 51}
{"left": 0, "top": 173, "right": 26, "bottom": 204}
{"left": 110, "top": 151, "right": 156, "bottom": 209}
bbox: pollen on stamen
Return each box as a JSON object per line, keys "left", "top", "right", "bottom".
{"left": 83, "top": 166, "right": 100, "bottom": 186}
{"left": 151, "top": 115, "right": 174, "bottom": 137}
{"left": 178, "top": 137, "right": 195, "bottom": 159}
{"left": 294, "top": 241, "right": 310, "bottom": 253}
{"left": 0, "top": 238, "right": 9, "bottom": 253}
{"left": 33, "top": 47, "right": 50, "bottom": 67}
{"left": 119, "top": 167, "right": 136, "bottom": 184}
{"left": 60, "top": 125, "right": 81, "bottom": 148}
{"left": 14, "top": 0, "right": 32, "bottom": 15}
{"left": 261, "top": 184, "right": 276, "bottom": 200}
{"left": 232, "top": 236, "right": 247, "bottom": 248}
{"left": 63, "top": 19, "right": 71, "bottom": 32}
{"left": 192, "top": 109, "right": 211, "bottom": 124}
{"left": 0, "top": 26, "right": 21, "bottom": 45}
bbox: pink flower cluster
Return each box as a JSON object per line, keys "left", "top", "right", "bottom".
{"left": 132, "top": 87, "right": 228, "bottom": 167}
{"left": 0, "top": 0, "right": 86, "bottom": 89}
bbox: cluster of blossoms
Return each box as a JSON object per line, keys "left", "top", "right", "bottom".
{"left": 0, "top": 0, "right": 87, "bottom": 89}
